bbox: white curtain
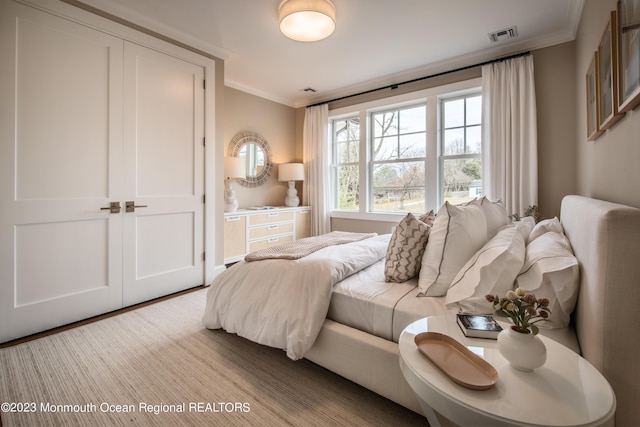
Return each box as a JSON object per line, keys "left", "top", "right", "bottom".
{"left": 482, "top": 55, "right": 538, "bottom": 217}
{"left": 303, "top": 104, "right": 330, "bottom": 235}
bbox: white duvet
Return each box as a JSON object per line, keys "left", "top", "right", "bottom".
{"left": 202, "top": 234, "right": 390, "bottom": 360}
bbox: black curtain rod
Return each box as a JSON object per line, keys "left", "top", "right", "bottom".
{"left": 306, "top": 50, "right": 531, "bottom": 108}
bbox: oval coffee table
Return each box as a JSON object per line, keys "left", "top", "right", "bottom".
{"left": 399, "top": 315, "right": 616, "bottom": 427}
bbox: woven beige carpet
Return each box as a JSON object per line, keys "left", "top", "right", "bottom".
{"left": 0, "top": 288, "right": 426, "bottom": 426}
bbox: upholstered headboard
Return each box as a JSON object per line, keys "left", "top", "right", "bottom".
{"left": 560, "top": 195, "right": 640, "bottom": 427}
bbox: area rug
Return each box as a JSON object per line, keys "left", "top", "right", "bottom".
{"left": 0, "top": 288, "right": 426, "bottom": 426}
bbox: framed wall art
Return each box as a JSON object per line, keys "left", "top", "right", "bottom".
{"left": 598, "top": 11, "right": 624, "bottom": 130}
{"left": 586, "top": 52, "right": 604, "bottom": 141}
{"left": 617, "top": 0, "right": 640, "bottom": 112}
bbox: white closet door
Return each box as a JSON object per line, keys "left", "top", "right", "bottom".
{"left": 122, "top": 42, "right": 205, "bottom": 306}
{"left": 0, "top": 3, "right": 124, "bottom": 342}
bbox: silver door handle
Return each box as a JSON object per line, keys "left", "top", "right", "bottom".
{"left": 100, "top": 202, "right": 121, "bottom": 214}
{"left": 125, "top": 201, "right": 148, "bottom": 213}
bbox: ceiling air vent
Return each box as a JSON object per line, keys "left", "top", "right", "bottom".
{"left": 488, "top": 26, "right": 518, "bottom": 43}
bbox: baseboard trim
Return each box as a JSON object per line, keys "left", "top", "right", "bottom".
{"left": 0, "top": 285, "right": 206, "bottom": 349}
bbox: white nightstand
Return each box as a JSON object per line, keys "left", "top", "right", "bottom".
{"left": 399, "top": 315, "right": 616, "bottom": 427}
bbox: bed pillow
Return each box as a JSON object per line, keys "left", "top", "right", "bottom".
{"left": 515, "top": 231, "right": 579, "bottom": 328}
{"left": 418, "top": 200, "right": 487, "bottom": 296}
{"left": 384, "top": 213, "right": 432, "bottom": 282}
{"left": 418, "top": 209, "right": 436, "bottom": 227}
{"left": 528, "top": 216, "right": 564, "bottom": 244}
{"left": 445, "top": 224, "right": 526, "bottom": 313}
{"left": 479, "top": 196, "right": 509, "bottom": 238}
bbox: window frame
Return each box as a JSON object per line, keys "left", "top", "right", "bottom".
{"left": 329, "top": 78, "right": 481, "bottom": 223}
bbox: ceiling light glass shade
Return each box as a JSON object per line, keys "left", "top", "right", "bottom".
{"left": 279, "top": 0, "right": 336, "bottom": 42}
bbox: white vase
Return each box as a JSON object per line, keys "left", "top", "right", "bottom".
{"left": 497, "top": 326, "right": 547, "bottom": 372}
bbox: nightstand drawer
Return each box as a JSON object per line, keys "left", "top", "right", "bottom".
{"left": 223, "top": 215, "right": 246, "bottom": 259}
{"left": 248, "top": 223, "right": 294, "bottom": 240}
{"left": 249, "top": 211, "right": 293, "bottom": 226}
{"left": 248, "top": 235, "right": 293, "bottom": 252}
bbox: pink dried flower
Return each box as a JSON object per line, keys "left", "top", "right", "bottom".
{"left": 488, "top": 289, "right": 552, "bottom": 335}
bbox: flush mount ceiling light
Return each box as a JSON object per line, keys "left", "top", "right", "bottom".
{"left": 279, "top": 0, "right": 336, "bottom": 42}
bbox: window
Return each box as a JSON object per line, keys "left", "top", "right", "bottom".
{"left": 440, "top": 94, "right": 482, "bottom": 205}
{"left": 330, "top": 79, "right": 481, "bottom": 220}
{"left": 333, "top": 117, "right": 360, "bottom": 210}
{"left": 371, "top": 105, "right": 426, "bottom": 213}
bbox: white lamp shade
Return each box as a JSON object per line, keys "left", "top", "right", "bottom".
{"left": 279, "top": 163, "right": 305, "bottom": 182}
{"left": 224, "top": 157, "right": 246, "bottom": 180}
{"left": 279, "top": 0, "right": 335, "bottom": 42}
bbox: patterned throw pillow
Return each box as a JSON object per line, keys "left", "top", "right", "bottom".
{"left": 384, "top": 213, "right": 432, "bottom": 282}
{"left": 418, "top": 209, "right": 436, "bottom": 227}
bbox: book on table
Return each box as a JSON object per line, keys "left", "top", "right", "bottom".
{"left": 456, "top": 314, "right": 503, "bottom": 339}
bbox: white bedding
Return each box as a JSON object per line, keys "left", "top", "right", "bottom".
{"left": 330, "top": 258, "right": 580, "bottom": 352}
{"left": 202, "top": 234, "right": 389, "bottom": 360}
{"left": 329, "top": 260, "right": 451, "bottom": 341}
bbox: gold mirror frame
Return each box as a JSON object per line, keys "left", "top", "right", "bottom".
{"left": 227, "top": 131, "right": 273, "bottom": 187}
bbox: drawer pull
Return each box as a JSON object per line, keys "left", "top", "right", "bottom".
{"left": 268, "top": 237, "right": 278, "bottom": 243}
{"left": 226, "top": 216, "right": 240, "bottom": 222}
{"left": 267, "top": 212, "right": 280, "bottom": 217}
{"left": 268, "top": 225, "right": 279, "bottom": 230}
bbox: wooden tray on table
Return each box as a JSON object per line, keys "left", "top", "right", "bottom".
{"left": 414, "top": 332, "right": 498, "bottom": 390}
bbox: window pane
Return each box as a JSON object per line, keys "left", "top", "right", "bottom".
{"left": 399, "top": 105, "right": 426, "bottom": 133}
{"left": 372, "top": 161, "right": 425, "bottom": 213}
{"left": 334, "top": 119, "right": 348, "bottom": 142}
{"left": 336, "top": 165, "right": 359, "bottom": 210}
{"left": 336, "top": 141, "right": 351, "bottom": 163}
{"left": 373, "top": 136, "right": 398, "bottom": 160}
{"left": 335, "top": 118, "right": 359, "bottom": 143}
{"left": 466, "top": 95, "right": 482, "bottom": 125}
{"left": 443, "top": 158, "right": 482, "bottom": 205}
{"left": 399, "top": 134, "right": 426, "bottom": 158}
{"left": 373, "top": 112, "right": 397, "bottom": 137}
{"left": 466, "top": 125, "right": 481, "bottom": 154}
{"left": 443, "top": 98, "right": 464, "bottom": 128}
{"left": 443, "top": 128, "right": 465, "bottom": 155}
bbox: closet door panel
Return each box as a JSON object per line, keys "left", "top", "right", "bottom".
{"left": 0, "top": 2, "right": 124, "bottom": 342}
{"left": 122, "top": 42, "right": 205, "bottom": 306}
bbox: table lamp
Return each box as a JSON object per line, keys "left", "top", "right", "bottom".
{"left": 224, "top": 157, "right": 246, "bottom": 212}
{"left": 278, "top": 163, "right": 304, "bottom": 207}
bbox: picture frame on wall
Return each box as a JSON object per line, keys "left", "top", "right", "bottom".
{"left": 598, "top": 11, "right": 624, "bottom": 130}
{"left": 587, "top": 52, "right": 604, "bottom": 141}
{"left": 617, "top": 0, "right": 640, "bottom": 112}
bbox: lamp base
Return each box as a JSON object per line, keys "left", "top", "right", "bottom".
{"left": 284, "top": 181, "right": 300, "bottom": 207}
{"left": 224, "top": 180, "right": 238, "bottom": 212}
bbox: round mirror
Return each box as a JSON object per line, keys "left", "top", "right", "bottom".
{"left": 227, "top": 131, "right": 273, "bottom": 187}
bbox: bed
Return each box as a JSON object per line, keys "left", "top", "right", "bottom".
{"left": 204, "top": 195, "right": 640, "bottom": 426}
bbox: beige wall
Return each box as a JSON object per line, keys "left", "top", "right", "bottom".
{"left": 223, "top": 87, "right": 298, "bottom": 208}
{"left": 575, "top": 0, "right": 640, "bottom": 208}
{"left": 533, "top": 42, "right": 578, "bottom": 218}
